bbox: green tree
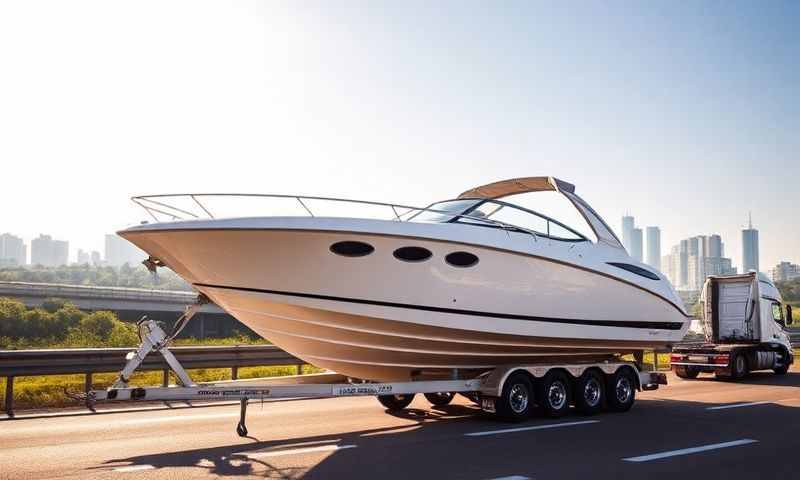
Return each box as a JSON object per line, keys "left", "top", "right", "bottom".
{"left": 77, "top": 311, "right": 116, "bottom": 338}
{"left": 41, "top": 297, "right": 68, "bottom": 313}
{"left": 0, "top": 297, "right": 27, "bottom": 338}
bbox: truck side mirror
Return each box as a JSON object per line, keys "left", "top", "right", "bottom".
{"left": 787, "top": 305, "right": 793, "bottom": 326}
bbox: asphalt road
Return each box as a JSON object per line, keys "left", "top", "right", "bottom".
{"left": 2, "top": 368, "right": 799, "bottom": 480}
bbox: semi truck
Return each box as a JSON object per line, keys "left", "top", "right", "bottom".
{"left": 671, "top": 272, "right": 794, "bottom": 380}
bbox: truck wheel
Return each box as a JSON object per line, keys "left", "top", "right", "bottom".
{"left": 495, "top": 372, "right": 534, "bottom": 422}
{"left": 607, "top": 368, "right": 636, "bottom": 412}
{"left": 731, "top": 353, "right": 748, "bottom": 379}
{"left": 574, "top": 370, "right": 605, "bottom": 415}
{"left": 774, "top": 364, "right": 789, "bottom": 375}
{"left": 536, "top": 370, "right": 571, "bottom": 418}
{"left": 377, "top": 394, "right": 415, "bottom": 411}
{"left": 424, "top": 392, "right": 455, "bottom": 406}
{"left": 674, "top": 365, "right": 700, "bottom": 379}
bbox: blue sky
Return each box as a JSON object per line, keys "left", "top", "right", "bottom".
{"left": 0, "top": 1, "right": 797, "bottom": 270}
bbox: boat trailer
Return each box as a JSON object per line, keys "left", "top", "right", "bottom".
{"left": 82, "top": 297, "right": 666, "bottom": 437}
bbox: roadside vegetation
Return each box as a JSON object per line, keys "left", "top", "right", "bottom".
{"left": 776, "top": 278, "right": 800, "bottom": 309}
{"left": 0, "top": 263, "right": 191, "bottom": 291}
{"left": 0, "top": 296, "right": 306, "bottom": 410}
{"left": 0, "top": 297, "right": 263, "bottom": 349}
{"left": 0, "top": 365, "right": 323, "bottom": 410}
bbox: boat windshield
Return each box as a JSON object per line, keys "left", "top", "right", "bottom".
{"left": 410, "top": 199, "right": 482, "bottom": 223}
{"left": 459, "top": 200, "right": 587, "bottom": 241}
{"left": 411, "top": 197, "right": 589, "bottom": 242}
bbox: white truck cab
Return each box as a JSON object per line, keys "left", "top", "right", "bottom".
{"left": 672, "top": 272, "right": 794, "bottom": 379}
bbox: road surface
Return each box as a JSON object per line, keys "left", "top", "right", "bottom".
{"left": 2, "top": 368, "right": 799, "bottom": 479}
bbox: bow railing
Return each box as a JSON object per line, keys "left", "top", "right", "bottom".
{"left": 131, "top": 194, "right": 543, "bottom": 241}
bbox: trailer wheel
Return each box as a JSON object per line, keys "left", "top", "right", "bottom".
{"left": 495, "top": 372, "right": 534, "bottom": 422}
{"left": 731, "top": 353, "right": 748, "bottom": 379}
{"left": 377, "top": 394, "right": 415, "bottom": 411}
{"left": 606, "top": 368, "right": 636, "bottom": 412}
{"left": 574, "top": 370, "right": 605, "bottom": 415}
{"left": 424, "top": 392, "right": 455, "bottom": 406}
{"left": 674, "top": 365, "right": 700, "bottom": 379}
{"left": 536, "top": 370, "right": 571, "bottom": 418}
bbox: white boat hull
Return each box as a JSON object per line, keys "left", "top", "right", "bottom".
{"left": 121, "top": 218, "right": 689, "bottom": 381}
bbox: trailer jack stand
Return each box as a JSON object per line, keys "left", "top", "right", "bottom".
{"left": 237, "top": 398, "right": 249, "bottom": 437}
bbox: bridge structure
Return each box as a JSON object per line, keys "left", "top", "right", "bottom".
{"left": 0, "top": 281, "right": 250, "bottom": 339}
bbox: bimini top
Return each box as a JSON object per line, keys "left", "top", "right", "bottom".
{"left": 458, "top": 177, "right": 575, "bottom": 200}
{"left": 458, "top": 176, "right": 622, "bottom": 249}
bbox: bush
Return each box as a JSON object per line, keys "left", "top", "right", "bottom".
{"left": 0, "top": 297, "right": 140, "bottom": 348}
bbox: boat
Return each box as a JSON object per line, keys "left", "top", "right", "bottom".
{"left": 119, "top": 177, "right": 690, "bottom": 381}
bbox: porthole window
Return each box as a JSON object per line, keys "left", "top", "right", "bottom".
{"left": 393, "top": 246, "right": 432, "bottom": 262}
{"left": 445, "top": 251, "right": 479, "bottom": 268}
{"left": 330, "top": 241, "right": 374, "bottom": 257}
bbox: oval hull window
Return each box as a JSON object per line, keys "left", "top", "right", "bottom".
{"left": 393, "top": 246, "right": 432, "bottom": 262}
{"left": 445, "top": 251, "right": 479, "bottom": 268}
{"left": 330, "top": 241, "right": 374, "bottom": 257}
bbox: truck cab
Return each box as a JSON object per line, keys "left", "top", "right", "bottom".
{"left": 671, "top": 272, "right": 794, "bottom": 379}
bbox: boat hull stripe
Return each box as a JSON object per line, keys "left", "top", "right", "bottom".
{"left": 195, "top": 283, "right": 685, "bottom": 330}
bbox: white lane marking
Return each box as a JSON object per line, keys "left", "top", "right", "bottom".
{"left": 706, "top": 401, "right": 771, "bottom": 410}
{"left": 0, "top": 398, "right": 306, "bottom": 422}
{"left": 486, "top": 476, "right": 531, "bottom": 480}
{"left": 623, "top": 439, "right": 758, "bottom": 462}
{"left": 465, "top": 420, "right": 599, "bottom": 437}
{"left": 113, "top": 465, "right": 155, "bottom": 472}
{"left": 121, "top": 412, "right": 239, "bottom": 425}
{"left": 237, "top": 444, "right": 357, "bottom": 459}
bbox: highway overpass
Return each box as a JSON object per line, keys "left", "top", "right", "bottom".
{"left": 0, "top": 281, "right": 251, "bottom": 339}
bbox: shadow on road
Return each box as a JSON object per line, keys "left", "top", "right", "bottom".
{"left": 90, "top": 372, "right": 800, "bottom": 479}
{"left": 93, "top": 401, "right": 487, "bottom": 478}
{"left": 675, "top": 371, "right": 800, "bottom": 387}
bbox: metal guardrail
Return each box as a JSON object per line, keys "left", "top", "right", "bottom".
{"left": 0, "top": 281, "right": 196, "bottom": 303}
{"left": 0, "top": 345, "right": 303, "bottom": 417}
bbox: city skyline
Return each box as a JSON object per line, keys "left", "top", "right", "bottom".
{"left": 617, "top": 213, "right": 780, "bottom": 290}
{"left": 1, "top": 2, "right": 798, "bottom": 270}
{"left": 0, "top": 231, "right": 145, "bottom": 268}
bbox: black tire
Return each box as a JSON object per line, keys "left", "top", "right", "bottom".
{"left": 536, "top": 370, "right": 571, "bottom": 418}
{"left": 495, "top": 372, "right": 535, "bottom": 422}
{"left": 731, "top": 352, "right": 748, "bottom": 379}
{"left": 774, "top": 349, "right": 791, "bottom": 375}
{"left": 424, "top": 392, "right": 455, "bottom": 406}
{"left": 377, "top": 394, "right": 415, "bottom": 411}
{"left": 574, "top": 370, "right": 605, "bottom": 415}
{"left": 674, "top": 365, "right": 700, "bottom": 379}
{"left": 606, "top": 368, "right": 636, "bottom": 413}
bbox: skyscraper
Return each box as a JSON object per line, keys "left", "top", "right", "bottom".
{"left": 76, "top": 249, "right": 91, "bottom": 265}
{"left": 621, "top": 215, "right": 634, "bottom": 255}
{"left": 771, "top": 262, "right": 800, "bottom": 282}
{"left": 105, "top": 234, "right": 145, "bottom": 267}
{"left": 662, "top": 234, "right": 735, "bottom": 291}
{"left": 706, "top": 234, "right": 722, "bottom": 258}
{"left": 645, "top": 226, "right": 661, "bottom": 271}
{"left": 0, "top": 233, "right": 26, "bottom": 266}
{"left": 631, "top": 228, "right": 643, "bottom": 262}
{"left": 679, "top": 239, "right": 689, "bottom": 288}
{"left": 30, "top": 234, "right": 68, "bottom": 267}
{"left": 742, "top": 214, "right": 759, "bottom": 273}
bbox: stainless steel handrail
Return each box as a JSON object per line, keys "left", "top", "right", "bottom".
{"left": 130, "top": 193, "right": 553, "bottom": 242}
